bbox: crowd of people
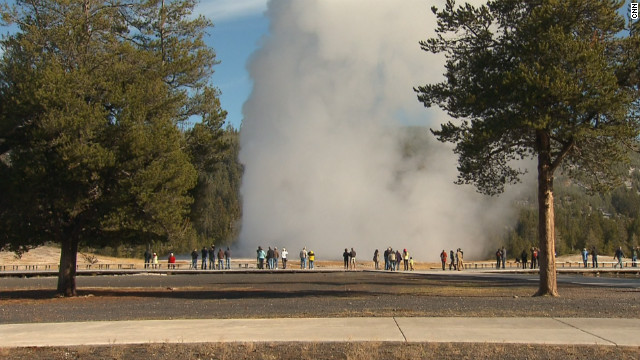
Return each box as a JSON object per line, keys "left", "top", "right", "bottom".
{"left": 374, "top": 247, "right": 414, "bottom": 271}
{"left": 255, "top": 246, "right": 292, "bottom": 269}
{"left": 514, "top": 247, "right": 540, "bottom": 270}
{"left": 438, "top": 248, "right": 464, "bottom": 271}
{"left": 145, "top": 244, "right": 640, "bottom": 271}
{"left": 185, "top": 245, "right": 232, "bottom": 270}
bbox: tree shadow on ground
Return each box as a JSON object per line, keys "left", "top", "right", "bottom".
{"left": 0, "top": 288, "right": 386, "bottom": 301}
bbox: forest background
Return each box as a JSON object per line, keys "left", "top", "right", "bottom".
{"left": 93, "top": 127, "right": 640, "bottom": 261}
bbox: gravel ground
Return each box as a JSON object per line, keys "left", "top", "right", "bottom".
{"left": 1, "top": 271, "right": 638, "bottom": 323}
{"left": 1, "top": 271, "right": 639, "bottom": 359}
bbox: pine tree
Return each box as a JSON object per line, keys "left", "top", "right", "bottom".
{"left": 0, "top": 0, "right": 220, "bottom": 296}
{"left": 416, "top": 0, "right": 640, "bottom": 296}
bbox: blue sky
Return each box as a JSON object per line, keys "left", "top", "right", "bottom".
{"left": 200, "top": 0, "right": 269, "bottom": 129}
{"left": 0, "top": 0, "right": 268, "bottom": 129}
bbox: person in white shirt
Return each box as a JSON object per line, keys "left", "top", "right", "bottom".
{"left": 281, "top": 248, "right": 289, "bottom": 269}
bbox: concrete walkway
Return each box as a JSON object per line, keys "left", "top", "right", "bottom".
{"left": 1, "top": 317, "right": 639, "bottom": 348}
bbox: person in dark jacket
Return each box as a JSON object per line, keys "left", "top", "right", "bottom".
{"left": 201, "top": 246, "right": 208, "bottom": 270}
{"left": 373, "top": 249, "right": 380, "bottom": 270}
{"left": 209, "top": 245, "right": 215, "bottom": 270}
{"left": 224, "top": 247, "right": 231, "bottom": 269}
{"left": 449, "top": 250, "right": 455, "bottom": 270}
{"left": 190, "top": 249, "right": 198, "bottom": 269}
{"left": 144, "top": 249, "right": 151, "bottom": 269}
{"left": 267, "top": 247, "right": 275, "bottom": 269}
{"left": 384, "top": 248, "right": 390, "bottom": 270}
{"left": 614, "top": 246, "right": 625, "bottom": 268}
{"left": 343, "top": 249, "right": 350, "bottom": 269}
{"left": 521, "top": 249, "right": 528, "bottom": 269}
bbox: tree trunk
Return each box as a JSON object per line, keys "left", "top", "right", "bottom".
{"left": 57, "top": 235, "right": 79, "bottom": 297}
{"left": 535, "top": 130, "right": 559, "bottom": 297}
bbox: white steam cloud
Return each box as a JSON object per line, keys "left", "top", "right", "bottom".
{"left": 238, "top": 0, "right": 525, "bottom": 261}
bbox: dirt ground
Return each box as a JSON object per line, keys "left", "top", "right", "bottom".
{"left": 1, "top": 247, "right": 639, "bottom": 359}
{"left": 2, "top": 342, "right": 640, "bottom": 360}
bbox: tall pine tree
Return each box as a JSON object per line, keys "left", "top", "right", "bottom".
{"left": 416, "top": 0, "right": 640, "bottom": 296}
{"left": 0, "top": 0, "right": 221, "bottom": 296}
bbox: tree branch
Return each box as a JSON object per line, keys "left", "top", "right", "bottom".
{"left": 550, "top": 138, "right": 575, "bottom": 173}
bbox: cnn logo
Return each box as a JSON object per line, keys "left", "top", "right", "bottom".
{"left": 632, "top": 2, "right": 638, "bottom": 20}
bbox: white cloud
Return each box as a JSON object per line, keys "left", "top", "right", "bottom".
{"left": 196, "top": 0, "right": 267, "bottom": 22}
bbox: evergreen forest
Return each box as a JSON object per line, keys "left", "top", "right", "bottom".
{"left": 503, "top": 153, "right": 640, "bottom": 259}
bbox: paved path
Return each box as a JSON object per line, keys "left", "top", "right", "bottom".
{"left": 1, "top": 317, "right": 639, "bottom": 348}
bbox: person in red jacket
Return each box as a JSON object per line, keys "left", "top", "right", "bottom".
{"left": 440, "top": 250, "right": 447, "bottom": 271}
{"left": 168, "top": 253, "right": 176, "bottom": 269}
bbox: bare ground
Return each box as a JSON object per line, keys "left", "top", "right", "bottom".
{"left": 1, "top": 248, "right": 639, "bottom": 359}
{"left": 2, "top": 342, "right": 640, "bottom": 360}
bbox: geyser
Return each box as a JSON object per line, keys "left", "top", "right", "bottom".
{"left": 238, "top": 0, "right": 522, "bottom": 261}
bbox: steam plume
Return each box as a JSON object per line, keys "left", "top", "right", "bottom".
{"left": 238, "top": 0, "right": 522, "bottom": 261}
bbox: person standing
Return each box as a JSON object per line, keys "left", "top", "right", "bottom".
{"left": 308, "top": 250, "right": 315, "bottom": 269}
{"left": 152, "top": 252, "right": 158, "bottom": 269}
{"left": 201, "top": 246, "right": 208, "bottom": 270}
{"left": 343, "top": 249, "right": 350, "bottom": 269}
{"left": 531, "top": 247, "right": 538, "bottom": 269}
{"left": 521, "top": 249, "right": 528, "bottom": 269}
{"left": 582, "top": 248, "right": 589, "bottom": 268}
{"left": 395, "top": 249, "right": 401, "bottom": 271}
{"left": 225, "top": 247, "right": 231, "bottom": 270}
{"left": 440, "top": 250, "right": 447, "bottom": 271}
{"left": 257, "top": 246, "right": 266, "bottom": 269}
{"left": 274, "top": 247, "right": 280, "bottom": 269}
{"left": 217, "top": 247, "right": 224, "bottom": 270}
{"left": 265, "top": 247, "right": 271, "bottom": 269}
{"left": 350, "top": 248, "right": 357, "bottom": 270}
{"left": 632, "top": 246, "right": 638, "bottom": 268}
{"left": 281, "top": 248, "right": 288, "bottom": 269}
{"left": 300, "top": 247, "right": 307, "bottom": 269}
{"left": 383, "top": 248, "right": 390, "bottom": 270}
{"left": 449, "top": 250, "right": 455, "bottom": 270}
{"left": 456, "top": 248, "right": 464, "bottom": 271}
{"left": 168, "top": 253, "right": 176, "bottom": 269}
{"left": 409, "top": 257, "right": 415, "bottom": 271}
{"left": 403, "top": 249, "right": 409, "bottom": 271}
{"left": 591, "top": 246, "right": 598, "bottom": 268}
{"left": 373, "top": 249, "right": 380, "bottom": 270}
{"left": 614, "top": 246, "right": 625, "bottom": 268}
{"left": 208, "top": 245, "right": 215, "bottom": 270}
{"left": 495, "top": 249, "right": 502, "bottom": 269}
{"left": 500, "top": 246, "right": 506, "bottom": 269}
{"left": 144, "top": 249, "right": 152, "bottom": 269}
{"left": 388, "top": 248, "right": 396, "bottom": 271}
{"left": 190, "top": 249, "right": 198, "bottom": 269}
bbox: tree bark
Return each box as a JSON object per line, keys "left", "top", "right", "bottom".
{"left": 535, "top": 130, "right": 559, "bottom": 297}
{"left": 57, "top": 235, "right": 79, "bottom": 297}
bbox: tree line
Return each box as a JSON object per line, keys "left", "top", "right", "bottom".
{"left": 503, "top": 152, "right": 640, "bottom": 259}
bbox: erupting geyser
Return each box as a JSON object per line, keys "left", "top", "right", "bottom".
{"left": 238, "top": 0, "right": 525, "bottom": 261}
